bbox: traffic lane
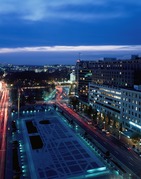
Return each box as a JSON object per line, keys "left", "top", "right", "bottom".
{"left": 59, "top": 104, "right": 121, "bottom": 152}
{"left": 110, "top": 135, "right": 141, "bottom": 159}
{"left": 0, "top": 89, "right": 9, "bottom": 179}
{"left": 86, "top": 126, "right": 141, "bottom": 176}
{"left": 84, "top": 124, "right": 141, "bottom": 176}
{"left": 109, "top": 135, "right": 128, "bottom": 149}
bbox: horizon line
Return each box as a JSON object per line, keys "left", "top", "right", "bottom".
{"left": 0, "top": 45, "right": 141, "bottom": 54}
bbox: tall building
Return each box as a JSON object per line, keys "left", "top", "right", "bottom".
{"left": 76, "top": 55, "right": 141, "bottom": 103}
{"left": 92, "top": 56, "right": 141, "bottom": 88}
{"left": 76, "top": 55, "right": 141, "bottom": 136}
{"left": 76, "top": 60, "right": 92, "bottom": 102}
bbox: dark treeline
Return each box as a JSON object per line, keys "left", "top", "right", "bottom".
{"left": 4, "top": 69, "right": 69, "bottom": 87}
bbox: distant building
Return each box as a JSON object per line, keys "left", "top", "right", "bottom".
{"left": 76, "top": 60, "right": 93, "bottom": 102}
{"left": 70, "top": 70, "right": 76, "bottom": 82}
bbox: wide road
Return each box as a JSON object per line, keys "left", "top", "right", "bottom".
{"left": 0, "top": 83, "right": 9, "bottom": 179}
{"left": 56, "top": 102, "right": 141, "bottom": 179}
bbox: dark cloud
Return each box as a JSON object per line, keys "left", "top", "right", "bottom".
{"left": 0, "top": 0, "right": 140, "bottom": 65}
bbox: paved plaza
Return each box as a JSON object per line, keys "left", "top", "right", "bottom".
{"left": 19, "top": 108, "right": 111, "bottom": 179}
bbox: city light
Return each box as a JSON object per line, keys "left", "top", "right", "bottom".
{"left": 0, "top": 81, "right": 2, "bottom": 91}
{"left": 129, "top": 121, "right": 141, "bottom": 130}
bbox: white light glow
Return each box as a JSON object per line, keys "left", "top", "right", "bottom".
{"left": 0, "top": 82, "right": 2, "bottom": 90}
{"left": 129, "top": 121, "right": 141, "bottom": 130}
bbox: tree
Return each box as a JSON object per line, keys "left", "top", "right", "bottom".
{"left": 69, "top": 96, "right": 79, "bottom": 109}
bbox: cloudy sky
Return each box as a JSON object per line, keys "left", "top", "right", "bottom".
{"left": 0, "top": 0, "right": 141, "bottom": 65}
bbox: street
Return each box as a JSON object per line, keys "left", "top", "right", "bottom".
{"left": 0, "top": 82, "right": 9, "bottom": 179}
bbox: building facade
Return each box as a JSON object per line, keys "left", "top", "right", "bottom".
{"left": 89, "top": 83, "right": 141, "bottom": 135}
{"left": 76, "top": 55, "right": 141, "bottom": 103}
{"left": 70, "top": 70, "right": 76, "bottom": 82}
{"left": 89, "top": 84, "right": 122, "bottom": 132}
{"left": 121, "top": 88, "right": 141, "bottom": 134}
{"left": 76, "top": 60, "right": 92, "bottom": 102}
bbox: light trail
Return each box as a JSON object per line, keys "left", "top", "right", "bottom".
{"left": 0, "top": 83, "right": 9, "bottom": 179}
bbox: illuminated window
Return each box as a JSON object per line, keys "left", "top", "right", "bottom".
{"left": 136, "top": 101, "right": 138, "bottom": 104}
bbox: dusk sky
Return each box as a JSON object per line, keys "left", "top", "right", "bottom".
{"left": 0, "top": 0, "right": 141, "bottom": 65}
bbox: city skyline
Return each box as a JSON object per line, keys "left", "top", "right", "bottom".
{"left": 0, "top": 0, "right": 141, "bottom": 65}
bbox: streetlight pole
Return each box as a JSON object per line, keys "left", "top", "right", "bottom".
{"left": 119, "top": 131, "right": 121, "bottom": 140}
{"left": 18, "top": 88, "right": 20, "bottom": 119}
{"left": 103, "top": 121, "right": 106, "bottom": 130}
{"left": 97, "top": 117, "right": 99, "bottom": 125}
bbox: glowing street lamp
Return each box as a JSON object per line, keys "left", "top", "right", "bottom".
{"left": 103, "top": 121, "right": 106, "bottom": 130}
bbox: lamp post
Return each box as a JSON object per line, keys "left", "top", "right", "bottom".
{"left": 103, "top": 121, "right": 106, "bottom": 130}
{"left": 96, "top": 117, "right": 99, "bottom": 125}
{"left": 18, "top": 88, "right": 20, "bottom": 119}
{"left": 119, "top": 131, "right": 121, "bottom": 140}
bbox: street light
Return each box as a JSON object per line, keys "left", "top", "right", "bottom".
{"left": 97, "top": 117, "right": 99, "bottom": 125}
{"left": 18, "top": 88, "right": 20, "bottom": 119}
{"left": 119, "top": 131, "right": 121, "bottom": 140}
{"left": 103, "top": 121, "right": 106, "bottom": 130}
